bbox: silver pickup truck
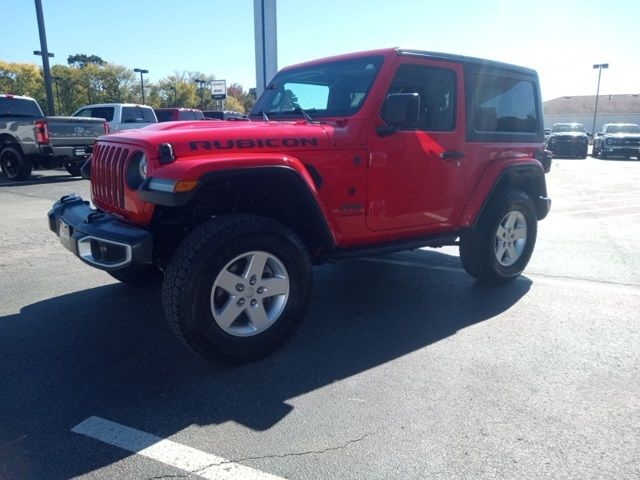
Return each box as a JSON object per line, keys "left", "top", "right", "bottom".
{"left": 0, "top": 94, "right": 107, "bottom": 181}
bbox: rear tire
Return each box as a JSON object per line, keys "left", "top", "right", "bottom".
{"left": 162, "top": 214, "right": 312, "bottom": 364}
{"left": 0, "top": 146, "right": 32, "bottom": 181}
{"left": 460, "top": 189, "right": 537, "bottom": 285}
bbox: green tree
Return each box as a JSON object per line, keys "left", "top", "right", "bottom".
{"left": 244, "top": 88, "right": 257, "bottom": 113}
{"left": 67, "top": 54, "right": 106, "bottom": 68}
{"left": 0, "top": 61, "right": 46, "bottom": 106}
{"left": 2, "top": 56, "right": 255, "bottom": 115}
{"left": 224, "top": 96, "right": 244, "bottom": 113}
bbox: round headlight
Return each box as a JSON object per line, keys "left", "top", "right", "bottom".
{"left": 126, "top": 151, "right": 149, "bottom": 190}
{"left": 139, "top": 154, "right": 148, "bottom": 179}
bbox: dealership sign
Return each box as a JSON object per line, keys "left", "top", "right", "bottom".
{"left": 211, "top": 80, "right": 227, "bottom": 100}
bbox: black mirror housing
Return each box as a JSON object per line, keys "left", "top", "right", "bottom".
{"left": 381, "top": 93, "right": 420, "bottom": 127}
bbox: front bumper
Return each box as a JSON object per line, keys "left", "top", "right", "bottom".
{"left": 546, "top": 141, "right": 588, "bottom": 156}
{"left": 48, "top": 194, "right": 153, "bottom": 271}
{"left": 602, "top": 146, "right": 640, "bottom": 157}
{"left": 536, "top": 195, "right": 552, "bottom": 221}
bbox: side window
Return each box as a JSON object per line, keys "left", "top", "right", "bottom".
{"left": 471, "top": 73, "right": 537, "bottom": 133}
{"left": 74, "top": 108, "right": 92, "bottom": 118}
{"left": 91, "top": 107, "right": 114, "bottom": 121}
{"left": 386, "top": 64, "right": 456, "bottom": 131}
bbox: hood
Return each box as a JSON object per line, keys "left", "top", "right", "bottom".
{"left": 103, "top": 120, "right": 333, "bottom": 158}
{"left": 603, "top": 132, "right": 640, "bottom": 139}
{"left": 549, "top": 131, "right": 587, "bottom": 138}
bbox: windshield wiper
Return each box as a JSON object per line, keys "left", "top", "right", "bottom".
{"left": 293, "top": 107, "right": 314, "bottom": 123}
{"left": 249, "top": 110, "right": 270, "bottom": 122}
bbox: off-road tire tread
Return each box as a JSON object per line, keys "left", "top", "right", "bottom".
{"left": 162, "top": 214, "right": 312, "bottom": 364}
{"left": 459, "top": 189, "right": 537, "bottom": 285}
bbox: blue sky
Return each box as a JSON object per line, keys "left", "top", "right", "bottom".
{"left": 1, "top": 0, "right": 639, "bottom": 101}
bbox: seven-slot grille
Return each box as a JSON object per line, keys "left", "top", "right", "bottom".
{"left": 90, "top": 143, "right": 129, "bottom": 209}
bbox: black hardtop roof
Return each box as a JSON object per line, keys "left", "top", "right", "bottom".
{"left": 399, "top": 49, "right": 538, "bottom": 77}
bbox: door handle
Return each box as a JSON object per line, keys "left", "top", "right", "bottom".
{"left": 440, "top": 150, "right": 465, "bottom": 160}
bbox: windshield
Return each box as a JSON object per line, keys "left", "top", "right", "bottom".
{"left": 155, "top": 110, "right": 175, "bottom": 122}
{"left": 552, "top": 123, "right": 585, "bottom": 133}
{"left": 606, "top": 124, "right": 640, "bottom": 134}
{"left": 250, "top": 55, "right": 384, "bottom": 119}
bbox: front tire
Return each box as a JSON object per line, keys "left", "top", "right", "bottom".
{"left": 64, "top": 161, "right": 83, "bottom": 177}
{"left": 0, "top": 146, "right": 32, "bottom": 181}
{"left": 162, "top": 214, "right": 312, "bottom": 364}
{"left": 460, "top": 190, "right": 537, "bottom": 285}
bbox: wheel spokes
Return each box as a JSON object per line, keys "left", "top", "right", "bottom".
{"left": 495, "top": 211, "right": 527, "bottom": 267}
{"left": 246, "top": 303, "right": 271, "bottom": 331}
{"left": 512, "top": 224, "right": 527, "bottom": 241}
{"left": 216, "top": 269, "right": 245, "bottom": 294}
{"left": 210, "top": 250, "right": 290, "bottom": 337}
{"left": 244, "top": 252, "right": 268, "bottom": 281}
{"left": 215, "top": 297, "right": 245, "bottom": 330}
{"left": 260, "top": 276, "right": 288, "bottom": 297}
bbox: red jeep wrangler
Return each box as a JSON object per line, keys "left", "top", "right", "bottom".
{"left": 49, "top": 48, "right": 551, "bottom": 363}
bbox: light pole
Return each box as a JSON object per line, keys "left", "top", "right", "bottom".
{"left": 33, "top": 0, "right": 55, "bottom": 115}
{"left": 51, "top": 75, "right": 61, "bottom": 113}
{"left": 134, "top": 68, "right": 148, "bottom": 104}
{"left": 194, "top": 79, "right": 206, "bottom": 110}
{"left": 592, "top": 63, "right": 609, "bottom": 135}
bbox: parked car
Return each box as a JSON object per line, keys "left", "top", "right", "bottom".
{"left": 202, "top": 110, "right": 247, "bottom": 120}
{"left": 154, "top": 108, "right": 204, "bottom": 122}
{"left": 72, "top": 103, "right": 157, "bottom": 133}
{"left": 0, "top": 93, "right": 107, "bottom": 180}
{"left": 592, "top": 123, "right": 640, "bottom": 159}
{"left": 544, "top": 122, "right": 589, "bottom": 159}
{"left": 49, "top": 47, "right": 550, "bottom": 364}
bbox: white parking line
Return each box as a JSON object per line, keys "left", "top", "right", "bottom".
{"left": 72, "top": 416, "right": 284, "bottom": 480}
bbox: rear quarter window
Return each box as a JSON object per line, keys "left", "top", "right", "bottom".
{"left": 75, "top": 107, "right": 114, "bottom": 121}
{"left": 0, "top": 97, "right": 43, "bottom": 117}
{"left": 122, "top": 106, "right": 156, "bottom": 123}
{"left": 466, "top": 66, "right": 542, "bottom": 143}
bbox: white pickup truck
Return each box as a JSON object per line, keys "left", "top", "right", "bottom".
{"left": 72, "top": 103, "right": 157, "bottom": 133}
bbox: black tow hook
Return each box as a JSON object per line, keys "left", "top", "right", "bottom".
{"left": 59, "top": 194, "right": 79, "bottom": 204}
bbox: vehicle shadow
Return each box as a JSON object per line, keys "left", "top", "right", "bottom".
{"left": 0, "top": 170, "right": 81, "bottom": 187}
{"left": 0, "top": 249, "right": 532, "bottom": 479}
{"left": 592, "top": 155, "right": 640, "bottom": 161}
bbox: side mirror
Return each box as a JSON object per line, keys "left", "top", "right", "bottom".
{"left": 381, "top": 93, "right": 420, "bottom": 128}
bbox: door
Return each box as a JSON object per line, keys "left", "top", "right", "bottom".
{"left": 366, "top": 60, "right": 465, "bottom": 231}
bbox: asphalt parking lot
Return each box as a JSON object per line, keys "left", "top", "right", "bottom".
{"left": 0, "top": 155, "right": 638, "bottom": 480}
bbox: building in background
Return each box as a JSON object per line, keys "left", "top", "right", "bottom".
{"left": 544, "top": 94, "right": 640, "bottom": 133}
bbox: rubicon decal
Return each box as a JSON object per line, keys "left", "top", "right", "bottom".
{"left": 189, "top": 138, "right": 320, "bottom": 150}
